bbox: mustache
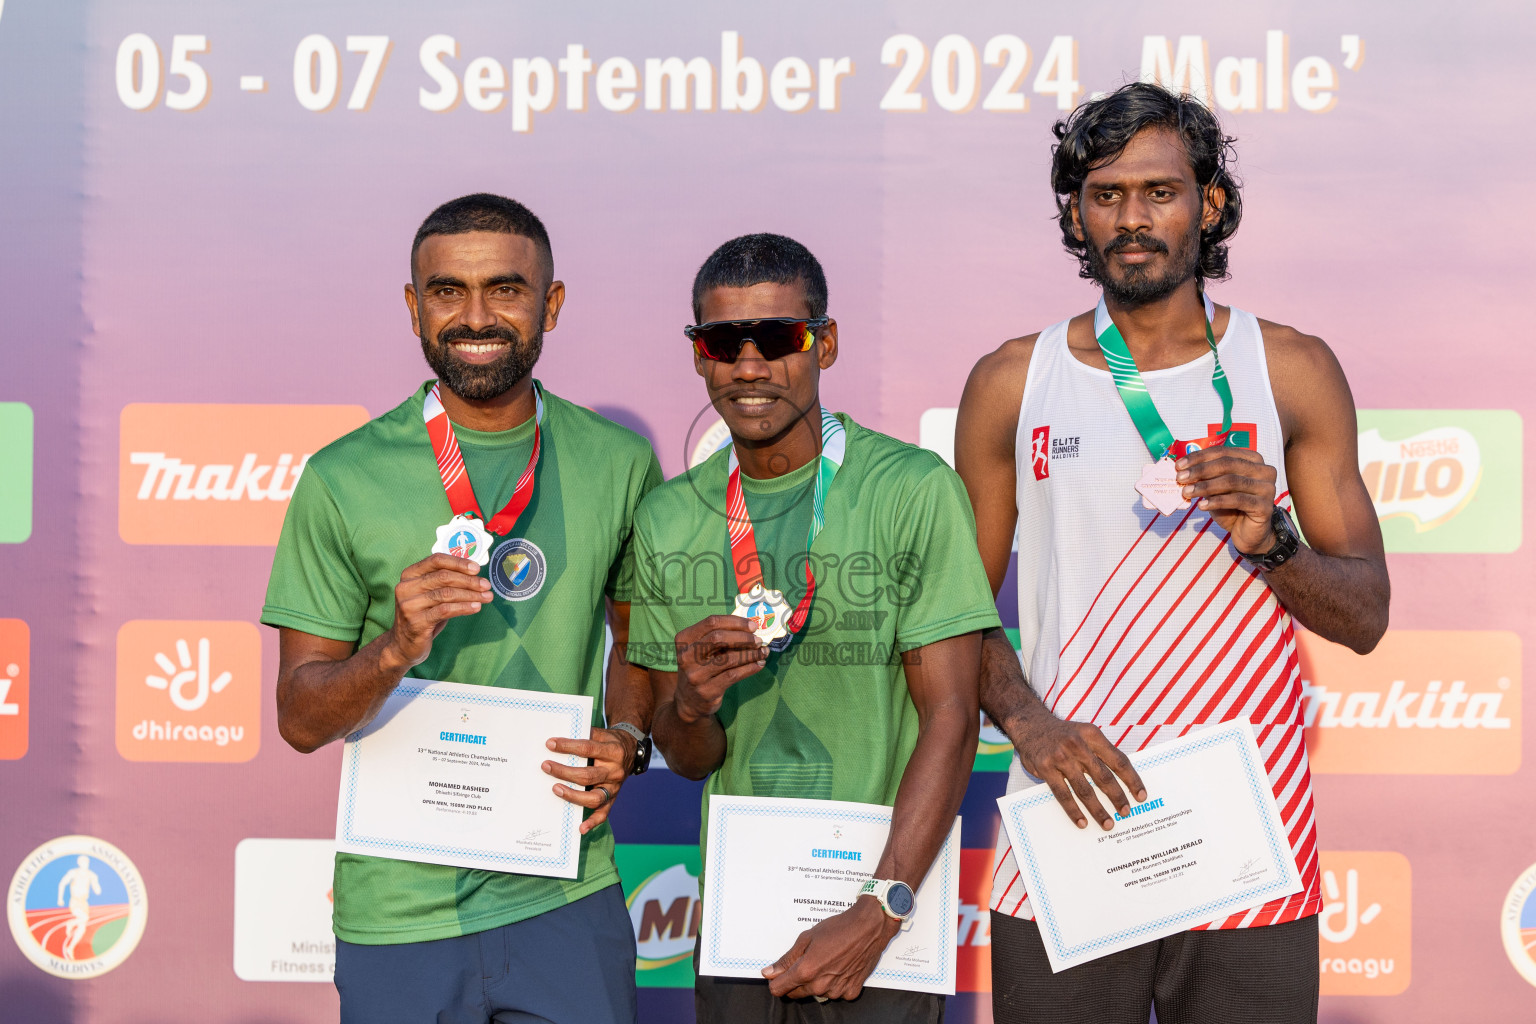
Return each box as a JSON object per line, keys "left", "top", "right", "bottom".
{"left": 1103, "top": 233, "right": 1169, "bottom": 257}
{"left": 437, "top": 324, "right": 520, "bottom": 346}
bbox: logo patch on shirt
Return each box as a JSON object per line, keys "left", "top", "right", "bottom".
{"left": 1030, "top": 426, "right": 1050, "bottom": 480}
{"left": 489, "top": 537, "right": 547, "bottom": 601}
{"left": 1049, "top": 434, "right": 1081, "bottom": 461}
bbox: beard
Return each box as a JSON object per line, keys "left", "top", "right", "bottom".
{"left": 1085, "top": 227, "right": 1201, "bottom": 307}
{"left": 420, "top": 322, "right": 543, "bottom": 401}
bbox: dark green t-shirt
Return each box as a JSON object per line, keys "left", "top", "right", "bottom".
{"left": 627, "top": 413, "right": 999, "bottom": 847}
{"left": 261, "top": 380, "right": 662, "bottom": 945}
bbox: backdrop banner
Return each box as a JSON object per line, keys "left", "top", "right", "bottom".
{"left": 1, "top": 1, "right": 1533, "bottom": 1021}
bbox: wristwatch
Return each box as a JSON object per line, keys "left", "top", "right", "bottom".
{"left": 1242, "top": 505, "right": 1302, "bottom": 572}
{"left": 858, "top": 878, "right": 917, "bottom": 928}
{"left": 609, "top": 722, "right": 652, "bottom": 776}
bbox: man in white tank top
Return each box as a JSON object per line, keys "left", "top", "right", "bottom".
{"left": 954, "top": 82, "right": 1389, "bottom": 1024}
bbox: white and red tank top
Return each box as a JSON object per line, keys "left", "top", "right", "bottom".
{"left": 989, "top": 306, "right": 1321, "bottom": 930}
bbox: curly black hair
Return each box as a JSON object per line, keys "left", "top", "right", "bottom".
{"left": 1051, "top": 82, "right": 1242, "bottom": 283}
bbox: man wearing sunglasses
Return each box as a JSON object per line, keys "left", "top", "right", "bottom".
{"left": 627, "top": 233, "right": 1000, "bottom": 1022}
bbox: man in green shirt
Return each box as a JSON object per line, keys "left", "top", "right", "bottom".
{"left": 262, "top": 194, "right": 661, "bottom": 1024}
{"left": 628, "top": 234, "right": 999, "bottom": 1022}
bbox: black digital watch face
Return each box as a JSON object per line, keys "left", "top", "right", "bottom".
{"left": 887, "top": 882, "right": 916, "bottom": 917}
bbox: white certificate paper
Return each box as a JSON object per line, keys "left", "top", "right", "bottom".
{"left": 698, "top": 795, "right": 961, "bottom": 996}
{"left": 996, "top": 718, "right": 1302, "bottom": 972}
{"left": 334, "top": 679, "right": 592, "bottom": 879}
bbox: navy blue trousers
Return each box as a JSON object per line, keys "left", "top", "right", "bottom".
{"left": 335, "top": 883, "right": 637, "bottom": 1024}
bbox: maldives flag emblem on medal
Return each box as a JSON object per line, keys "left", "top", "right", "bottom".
{"left": 432, "top": 513, "right": 492, "bottom": 566}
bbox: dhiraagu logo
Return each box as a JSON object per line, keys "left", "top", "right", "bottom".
{"left": 1356, "top": 410, "right": 1521, "bottom": 553}
{"left": 615, "top": 844, "right": 701, "bottom": 987}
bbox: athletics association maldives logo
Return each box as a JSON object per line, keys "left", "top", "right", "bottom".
{"left": 1502, "top": 862, "right": 1536, "bottom": 987}
{"left": 8, "top": 836, "right": 148, "bottom": 979}
{"left": 489, "top": 537, "right": 547, "bottom": 601}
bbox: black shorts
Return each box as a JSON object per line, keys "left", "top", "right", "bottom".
{"left": 693, "top": 942, "right": 944, "bottom": 1024}
{"left": 990, "top": 911, "right": 1319, "bottom": 1024}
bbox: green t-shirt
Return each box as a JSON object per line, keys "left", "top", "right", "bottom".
{"left": 261, "top": 380, "right": 662, "bottom": 945}
{"left": 627, "top": 413, "right": 1000, "bottom": 849}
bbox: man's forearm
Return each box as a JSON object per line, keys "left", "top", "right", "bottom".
{"left": 606, "top": 651, "right": 654, "bottom": 733}
{"left": 1257, "top": 545, "right": 1389, "bottom": 654}
{"left": 276, "top": 632, "right": 410, "bottom": 753}
{"left": 652, "top": 701, "right": 727, "bottom": 781}
{"left": 979, "top": 627, "right": 1048, "bottom": 741}
{"left": 874, "top": 700, "right": 977, "bottom": 888}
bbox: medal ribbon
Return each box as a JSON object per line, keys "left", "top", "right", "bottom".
{"left": 422, "top": 381, "right": 543, "bottom": 536}
{"left": 1094, "top": 292, "right": 1233, "bottom": 461}
{"left": 726, "top": 408, "right": 846, "bottom": 637}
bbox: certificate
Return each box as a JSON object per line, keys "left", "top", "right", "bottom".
{"left": 334, "top": 678, "right": 592, "bottom": 879}
{"left": 996, "top": 718, "right": 1302, "bottom": 972}
{"left": 698, "top": 794, "right": 961, "bottom": 996}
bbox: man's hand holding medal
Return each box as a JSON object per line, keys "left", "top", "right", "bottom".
{"left": 670, "top": 614, "right": 772, "bottom": 725}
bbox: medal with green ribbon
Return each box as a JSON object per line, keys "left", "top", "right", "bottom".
{"left": 1094, "top": 293, "right": 1232, "bottom": 516}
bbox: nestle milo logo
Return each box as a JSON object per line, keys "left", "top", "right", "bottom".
{"left": 1356, "top": 410, "right": 1520, "bottom": 553}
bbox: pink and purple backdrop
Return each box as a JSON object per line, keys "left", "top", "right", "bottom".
{"left": 2, "top": 1, "right": 1533, "bottom": 1020}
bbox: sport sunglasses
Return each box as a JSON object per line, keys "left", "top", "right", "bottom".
{"left": 684, "top": 317, "right": 830, "bottom": 362}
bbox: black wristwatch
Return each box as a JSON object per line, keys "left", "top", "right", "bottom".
{"left": 1242, "top": 505, "right": 1302, "bottom": 571}
{"left": 609, "top": 722, "right": 652, "bottom": 776}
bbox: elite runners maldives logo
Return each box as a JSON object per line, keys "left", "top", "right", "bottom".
{"left": 8, "top": 836, "right": 148, "bottom": 979}
{"left": 0, "top": 619, "right": 28, "bottom": 760}
{"left": 1317, "top": 851, "right": 1411, "bottom": 996}
{"left": 116, "top": 620, "right": 261, "bottom": 762}
{"left": 119, "top": 403, "right": 368, "bottom": 545}
{"left": 1030, "top": 426, "right": 1050, "bottom": 480}
{"left": 1501, "top": 862, "right": 1536, "bottom": 988}
{"left": 1356, "top": 410, "right": 1521, "bottom": 553}
{"left": 1297, "top": 630, "right": 1521, "bottom": 774}
{"left": 615, "top": 844, "right": 703, "bottom": 987}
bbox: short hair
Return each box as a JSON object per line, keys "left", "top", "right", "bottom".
{"left": 410, "top": 193, "right": 553, "bottom": 279}
{"left": 691, "top": 233, "right": 828, "bottom": 322}
{"left": 1051, "top": 82, "right": 1242, "bottom": 282}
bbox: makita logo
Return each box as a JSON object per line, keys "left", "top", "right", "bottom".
{"left": 118, "top": 403, "right": 367, "bottom": 545}
{"left": 129, "top": 453, "right": 309, "bottom": 502}
{"left": 1297, "top": 630, "right": 1521, "bottom": 775}
{"left": 1302, "top": 679, "right": 1512, "bottom": 730}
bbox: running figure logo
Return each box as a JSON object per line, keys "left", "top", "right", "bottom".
{"left": 56, "top": 857, "right": 102, "bottom": 959}
{"left": 7, "top": 836, "right": 148, "bottom": 978}
{"left": 448, "top": 528, "right": 478, "bottom": 560}
{"left": 743, "top": 598, "right": 776, "bottom": 635}
{"left": 1031, "top": 426, "right": 1050, "bottom": 481}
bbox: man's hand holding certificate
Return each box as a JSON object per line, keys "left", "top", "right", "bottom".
{"left": 997, "top": 719, "right": 1302, "bottom": 972}
{"left": 698, "top": 795, "right": 962, "bottom": 997}
{"left": 335, "top": 678, "right": 593, "bottom": 878}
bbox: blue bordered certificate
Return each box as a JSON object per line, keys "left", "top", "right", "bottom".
{"left": 334, "top": 679, "right": 591, "bottom": 879}
{"left": 996, "top": 718, "right": 1302, "bottom": 972}
{"left": 698, "top": 795, "right": 961, "bottom": 995}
